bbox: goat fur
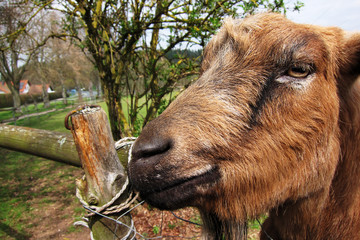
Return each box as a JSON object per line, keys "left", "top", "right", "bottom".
{"left": 129, "top": 13, "right": 360, "bottom": 239}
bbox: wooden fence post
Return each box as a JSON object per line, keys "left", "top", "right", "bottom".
{"left": 66, "top": 105, "right": 135, "bottom": 240}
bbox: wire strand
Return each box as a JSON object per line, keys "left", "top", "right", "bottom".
{"left": 171, "top": 211, "right": 202, "bottom": 226}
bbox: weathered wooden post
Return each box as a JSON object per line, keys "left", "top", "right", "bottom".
{"left": 66, "top": 105, "right": 136, "bottom": 240}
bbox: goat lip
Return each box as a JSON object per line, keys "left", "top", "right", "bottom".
{"left": 138, "top": 166, "right": 220, "bottom": 210}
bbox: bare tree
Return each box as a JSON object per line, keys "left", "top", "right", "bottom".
{"left": 23, "top": 11, "right": 99, "bottom": 106}
{"left": 0, "top": 1, "right": 36, "bottom": 110}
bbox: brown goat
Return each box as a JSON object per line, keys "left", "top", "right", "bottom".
{"left": 128, "top": 13, "right": 360, "bottom": 239}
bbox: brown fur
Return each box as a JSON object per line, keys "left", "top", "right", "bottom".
{"left": 128, "top": 13, "right": 360, "bottom": 239}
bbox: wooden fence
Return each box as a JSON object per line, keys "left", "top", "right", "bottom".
{"left": 0, "top": 105, "right": 135, "bottom": 240}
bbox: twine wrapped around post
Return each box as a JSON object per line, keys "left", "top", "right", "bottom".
{"left": 66, "top": 105, "right": 136, "bottom": 240}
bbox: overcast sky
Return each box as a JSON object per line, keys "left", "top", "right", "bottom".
{"left": 286, "top": 0, "right": 360, "bottom": 31}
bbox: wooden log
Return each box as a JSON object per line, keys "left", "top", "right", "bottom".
{"left": 68, "top": 105, "right": 134, "bottom": 240}
{"left": 0, "top": 124, "right": 81, "bottom": 167}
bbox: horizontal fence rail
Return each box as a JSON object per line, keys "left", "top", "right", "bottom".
{"left": 0, "top": 124, "right": 81, "bottom": 167}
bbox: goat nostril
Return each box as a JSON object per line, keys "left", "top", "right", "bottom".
{"left": 131, "top": 137, "right": 172, "bottom": 161}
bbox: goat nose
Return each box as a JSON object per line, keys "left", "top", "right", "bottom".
{"left": 131, "top": 134, "right": 172, "bottom": 162}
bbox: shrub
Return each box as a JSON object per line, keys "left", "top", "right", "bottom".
{"left": 0, "top": 92, "right": 64, "bottom": 108}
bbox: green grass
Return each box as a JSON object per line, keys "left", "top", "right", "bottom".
{"left": 0, "top": 103, "right": 92, "bottom": 239}
{"left": 1, "top": 101, "right": 108, "bottom": 133}
{"left": 1, "top": 150, "right": 47, "bottom": 238}
{"left": 0, "top": 101, "right": 76, "bottom": 122}
{"left": 12, "top": 109, "right": 72, "bottom": 132}
{"left": 0, "top": 109, "right": 16, "bottom": 120}
{"left": 249, "top": 215, "right": 267, "bottom": 230}
{"left": 0, "top": 144, "right": 86, "bottom": 239}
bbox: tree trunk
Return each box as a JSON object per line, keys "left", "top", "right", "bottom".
{"left": 62, "top": 85, "right": 68, "bottom": 105}
{"left": 42, "top": 83, "right": 50, "bottom": 108}
{"left": 102, "top": 79, "right": 131, "bottom": 140}
{"left": 31, "top": 95, "right": 38, "bottom": 111}
{"left": 96, "top": 79, "right": 102, "bottom": 99}
{"left": 60, "top": 78, "right": 68, "bottom": 105}
{"left": 75, "top": 79, "right": 83, "bottom": 102}
{"left": 12, "top": 90, "right": 21, "bottom": 112}
{"left": 144, "top": 97, "right": 161, "bottom": 126}
{"left": 5, "top": 79, "right": 21, "bottom": 112}
{"left": 129, "top": 95, "right": 139, "bottom": 134}
{"left": 88, "top": 81, "right": 94, "bottom": 100}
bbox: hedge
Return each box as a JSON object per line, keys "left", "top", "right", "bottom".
{"left": 0, "top": 92, "right": 64, "bottom": 108}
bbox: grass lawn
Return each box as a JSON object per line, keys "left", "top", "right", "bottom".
{"left": 0, "top": 103, "right": 96, "bottom": 239}
{"left": 6, "top": 101, "right": 108, "bottom": 132}
{"left": 0, "top": 148, "right": 88, "bottom": 239}
{"left": 0, "top": 101, "right": 77, "bottom": 122}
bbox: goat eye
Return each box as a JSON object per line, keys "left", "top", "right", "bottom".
{"left": 287, "top": 66, "right": 310, "bottom": 78}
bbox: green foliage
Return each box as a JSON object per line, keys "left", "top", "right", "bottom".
{"left": 249, "top": 215, "right": 267, "bottom": 230}
{"left": 168, "top": 222, "right": 176, "bottom": 229}
{"left": 0, "top": 94, "right": 13, "bottom": 109}
{"left": 157, "top": 99, "right": 170, "bottom": 116}
{"left": 190, "top": 214, "right": 202, "bottom": 228}
{"left": 152, "top": 225, "right": 160, "bottom": 235}
{"left": 165, "top": 49, "right": 203, "bottom": 63}
{"left": 294, "top": 0, "right": 305, "bottom": 11}
{"left": 131, "top": 117, "right": 145, "bottom": 137}
{"left": 0, "top": 92, "right": 64, "bottom": 108}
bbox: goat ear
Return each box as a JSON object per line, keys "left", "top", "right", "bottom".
{"left": 341, "top": 32, "right": 360, "bottom": 77}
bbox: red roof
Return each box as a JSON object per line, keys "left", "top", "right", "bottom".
{"left": 0, "top": 80, "right": 30, "bottom": 94}
{"left": 0, "top": 82, "right": 10, "bottom": 94}
{"left": 19, "top": 80, "right": 29, "bottom": 94}
{"left": 28, "top": 84, "right": 52, "bottom": 95}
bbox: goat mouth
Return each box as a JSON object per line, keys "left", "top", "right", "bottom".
{"left": 138, "top": 166, "right": 221, "bottom": 210}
